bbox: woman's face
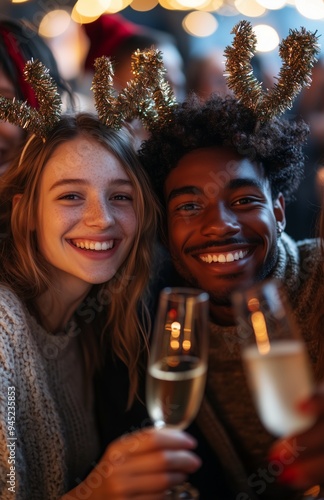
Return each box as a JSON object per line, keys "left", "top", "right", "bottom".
{"left": 0, "top": 67, "right": 25, "bottom": 174}
{"left": 36, "top": 135, "right": 137, "bottom": 298}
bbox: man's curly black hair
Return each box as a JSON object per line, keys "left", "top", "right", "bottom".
{"left": 139, "top": 93, "right": 309, "bottom": 207}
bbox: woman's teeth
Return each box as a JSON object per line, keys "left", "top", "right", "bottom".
{"left": 73, "top": 240, "right": 114, "bottom": 251}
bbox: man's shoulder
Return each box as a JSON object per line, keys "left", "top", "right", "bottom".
{"left": 282, "top": 233, "right": 319, "bottom": 263}
{"left": 296, "top": 237, "right": 321, "bottom": 265}
{"left": 296, "top": 237, "right": 320, "bottom": 253}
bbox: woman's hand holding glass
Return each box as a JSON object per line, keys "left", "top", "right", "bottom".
{"left": 61, "top": 427, "right": 201, "bottom": 499}
{"left": 146, "top": 287, "right": 209, "bottom": 499}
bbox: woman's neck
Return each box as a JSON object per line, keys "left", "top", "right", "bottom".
{"left": 35, "top": 283, "right": 91, "bottom": 334}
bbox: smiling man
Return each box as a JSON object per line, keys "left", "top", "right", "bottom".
{"left": 139, "top": 94, "right": 315, "bottom": 325}
{"left": 139, "top": 93, "right": 322, "bottom": 499}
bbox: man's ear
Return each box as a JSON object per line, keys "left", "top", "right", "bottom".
{"left": 273, "top": 193, "right": 286, "bottom": 232}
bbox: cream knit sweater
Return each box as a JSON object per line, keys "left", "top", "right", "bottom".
{"left": 0, "top": 286, "right": 100, "bottom": 499}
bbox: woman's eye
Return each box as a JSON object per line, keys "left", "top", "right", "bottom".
{"left": 59, "top": 194, "right": 80, "bottom": 200}
{"left": 111, "top": 194, "right": 132, "bottom": 201}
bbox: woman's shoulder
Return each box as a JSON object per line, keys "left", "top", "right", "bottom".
{"left": 0, "top": 284, "right": 29, "bottom": 329}
{"left": 0, "top": 283, "right": 25, "bottom": 310}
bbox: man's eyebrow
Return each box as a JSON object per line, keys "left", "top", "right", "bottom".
{"left": 49, "top": 178, "right": 132, "bottom": 191}
{"left": 228, "top": 178, "right": 265, "bottom": 190}
{"left": 167, "top": 186, "right": 201, "bottom": 204}
{"left": 166, "top": 177, "right": 265, "bottom": 204}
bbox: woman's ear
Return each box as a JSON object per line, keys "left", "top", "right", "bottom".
{"left": 273, "top": 193, "right": 286, "bottom": 233}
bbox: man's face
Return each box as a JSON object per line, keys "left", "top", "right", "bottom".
{"left": 164, "top": 146, "right": 285, "bottom": 324}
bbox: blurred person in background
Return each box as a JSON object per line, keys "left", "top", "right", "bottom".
{"left": 186, "top": 49, "right": 273, "bottom": 102}
{"left": 186, "top": 48, "right": 230, "bottom": 100}
{"left": 285, "top": 57, "right": 324, "bottom": 240}
{"left": 0, "top": 17, "right": 73, "bottom": 174}
{"left": 84, "top": 13, "right": 186, "bottom": 101}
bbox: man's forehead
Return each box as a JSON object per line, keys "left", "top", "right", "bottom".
{"left": 165, "top": 147, "right": 268, "bottom": 191}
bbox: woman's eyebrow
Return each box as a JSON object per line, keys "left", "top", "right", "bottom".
{"left": 49, "top": 178, "right": 88, "bottom": 191}
{"left": 49, "top": 178, "right": 132, "bottom": 191}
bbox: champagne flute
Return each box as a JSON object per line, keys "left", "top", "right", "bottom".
{"left": 146, "top": 287, "right": 209, "bottom": 499}
{"left": 232, "top": 278, "right": 322, "bottom": 499}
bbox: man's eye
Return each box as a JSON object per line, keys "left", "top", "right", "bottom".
{"left": 233, "top": 197, "right": 253, "bottom": 205}
{"left": 177, "top": 203, "right": 200, "bottom": 211}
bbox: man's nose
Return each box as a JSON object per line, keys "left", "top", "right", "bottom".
{"left": 200, "top": 203, "right": 239, "bottom": 237}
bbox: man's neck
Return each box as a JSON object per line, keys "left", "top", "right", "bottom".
{"left": 209, "top": 302, "right": 236, "bottom": 327}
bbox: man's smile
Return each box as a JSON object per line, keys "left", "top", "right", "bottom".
{"left": 198, "top": 249, "right": 249, "bottom": 263}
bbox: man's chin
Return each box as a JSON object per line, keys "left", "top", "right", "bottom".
{"left": 173, "top": 268, "right": 241, "bottom": 307}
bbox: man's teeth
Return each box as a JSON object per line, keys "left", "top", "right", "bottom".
{"left": 73, "top": 240, "right": 113, "bottom": 251}
{"left": 199, "top": 250, "right": 248, "bottom": 263}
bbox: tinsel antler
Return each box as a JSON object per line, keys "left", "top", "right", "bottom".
{"left": 0, "top": 50, "right": 177, "bottom": 142}
{"left": 0, "top": 59, "right": 61, "bottom": 139}
{"left": 224, "top": 20, "right": 320, "bottom": 122}
{"left": 92, "top": 48, "right": 177, "bottom": 131}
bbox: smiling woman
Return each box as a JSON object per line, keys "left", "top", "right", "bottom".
{"left": 0, "top": 113, "right": 201, "bottom": 499}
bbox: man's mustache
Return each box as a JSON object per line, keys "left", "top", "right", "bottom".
{"left": 184, "top": 238, "right": 261, "bottom": 254}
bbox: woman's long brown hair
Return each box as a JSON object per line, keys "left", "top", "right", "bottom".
{"left": 0, "top": 114, "right": 159, "bottom": 405}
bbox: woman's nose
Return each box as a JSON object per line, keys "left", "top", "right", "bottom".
{"left": 84, "top": 199, "right": 115, "bottom": 229}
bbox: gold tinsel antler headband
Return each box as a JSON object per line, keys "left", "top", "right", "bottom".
{"left": 0, "top": 49, "right": 177, "bottom": 140}
{"left": 92, "top": 48, "right": 177, "bottom": 131}
{"left": 224, "top": 20, "right": 320, "bottom": 122}
{"left": 0, "top": 59, "right": 61, "bottom": 139}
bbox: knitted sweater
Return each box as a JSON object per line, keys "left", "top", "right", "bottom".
{"left": 0, "top": 286, "right": 100, "bottom": 499}
{"left": 194, "top": 233, "right": 321, "bottom": 500}
{"left": 95, "top": 234, "right": 322, "bottom": 500}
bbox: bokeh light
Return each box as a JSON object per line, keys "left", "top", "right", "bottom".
{"left": 39, "top": 10, "right": 71, "bottom": 38}
{"left": 235, "top": 0, "right": 266, "bottom": 17}
{"left": 74, "top": 0, "right": 111, "bottom": 18}
{"left": 253, "top": 24, "right": 280, "bottom": 52}
{"left": 295, "top": 0, "right": 324, "bottom": 19}
{"left": 257, "top": 0, "right": 286, "bottom": 9}
{"left": 182, "top": 11, "right": 218, "bottom": 37}
{"left": 177, "top": 0, "right": 210, "bottom": 7}
{"left": 130, "top": 0, "right": 158, "bottom": 10}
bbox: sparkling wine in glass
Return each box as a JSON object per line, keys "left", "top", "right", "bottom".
{"left": 232, "top": 279, "right": 321, "bottom": 499}
{"left": 146, "top": 287, "right": 209, "bottom": 499}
